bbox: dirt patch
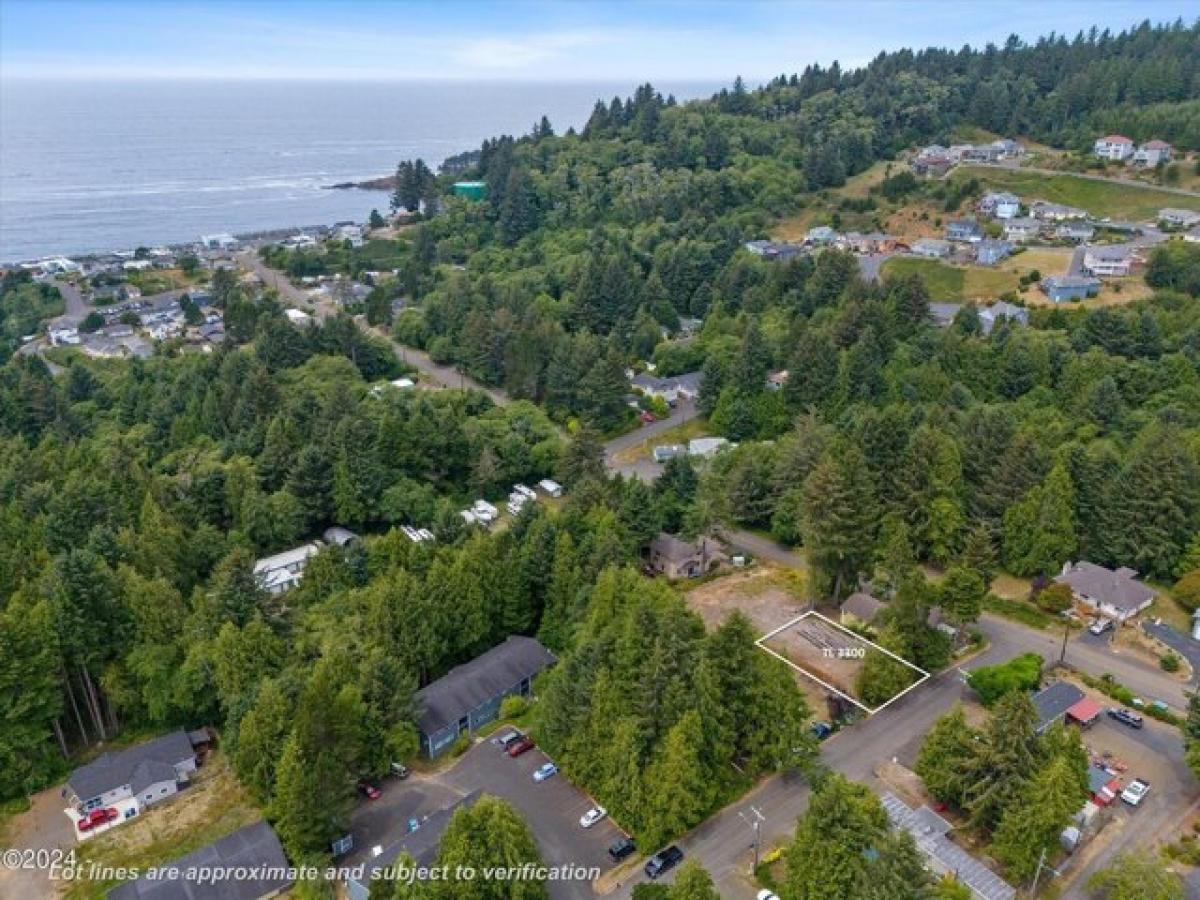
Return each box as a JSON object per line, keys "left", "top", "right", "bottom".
{"left": 684, "top": 567, "right": 808, "bottom": 634}
{"left": 760, "top": 615, "right": 878, "bottom": 699}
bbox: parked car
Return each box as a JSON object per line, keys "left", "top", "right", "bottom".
{"left": 533, "top": 762, "right": 558, "bottom": 782}
{"left": 580, "top": 806, "right": 607, "bottom": 828}
{"left": 810, "top": 722, "right": 833, "bottom": 740}
{"left": 1120, "top": 778, "right": 1150, "bottom": 806}
{"left": 644, "top": 845, "right": 684, "bottom": 879}
{"left": 639, "top": 410, "right": 656, "bottom": 424}
{"left": 77, "top": 807, "right": 118, "bottom": 832}
{"left": 1089, "top": 618, "right": 1114, "bottom": 636}
{"left": 390, "top": 762, "right": 410, "bottom": 779}
{"left": 757, "top": 892, "right": 781, "bottom": 900}
{"left": 357, "top": 779, "right": 381, "bottom": 800}
{"left": 1107, "top": 707, "right": 1144, "bottom": 729}
{"left": 507, "top": 736, "right": 536, "bottom": 757}
{"left": 608, "top": 837, "right": 636, "bottom": 861}
{"left": 497, "top": 730, "right": 525, "bottom": 750}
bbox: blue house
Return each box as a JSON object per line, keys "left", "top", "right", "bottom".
{"left": 946, "top": 219, "right": 983, "bottom": 243}
{"left": 1040, "top": 276, "right": 1102, "bottom": 302}
{"left": 415, "top": 636, "right": 556, "bottom": 757}
{"left": 974, "top": 239, "right": 1013, "bottom": 265}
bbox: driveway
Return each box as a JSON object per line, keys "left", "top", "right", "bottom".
{"left": 442, "top": 741, "right": 625, "bottom": 899}
{"left": 342, "top": 773, "right": 467, "bottom": 866}
{"left": 0, "top": 784, "right": 73, "bottom": 900}
{"left": 1142, "top": 620, "right": 1200, "bottom": 682}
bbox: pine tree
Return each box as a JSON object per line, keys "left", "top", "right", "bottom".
{"left": 916, "top": 706, "right": 981, "bottom": 807}
{"left": 1002, "top": 462, "right": 1077, "bottom": 577}
{"left": 433, "top": 796, "right": 547, "bottom": 900}
{"left": 234, "top": 678, "right": 292, "bottom": 802}
{"left": 668, "top": 860, "right": 720, "bottom": 900}
{"left": 801, "top": 444, "right": 878, "bottom": 599}
{"left": 965, "top": 691, "right": 1041, "bottom": 830}
{"left": 785, "top": 774, "right": 889, "bottom": 899}
{"left": 642, "top": 711, "right": 711, "bottom": 848}
{"left": 991, "top": 754, "right": 1089, "bottom": 881}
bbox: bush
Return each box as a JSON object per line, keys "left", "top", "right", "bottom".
{"left": 499, "top": 694, "right": 530, "bottom": 720}
{"left": 1161, "top": 652, "right": 1181, "bottom": 673}
{"left": 1034, "top": 582, "right": 1074, "bottom": 614}
{"left": 451, "top": 734, "right": 472, "bottom": 757}
{"left": 967, "top": 652, "right": 1043, "bottom": 706}
{"left": 1173, "top": 570, "right": 1200, "bottom": 612}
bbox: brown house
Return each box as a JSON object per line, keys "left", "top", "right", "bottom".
{"left": 646, "top": 533, "right": 727, "bottom": 579}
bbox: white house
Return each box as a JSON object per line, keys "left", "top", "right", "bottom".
{"left": 253, "top": 542, "right": 322, "bottom": 595}
{"left": 688, "top": 437, "right": 732, "bottom": 458}
{"left": 538, "top": 478, "right": 564, "bottom": 498}
{"left": 1030, "top": 201, "right": 1088, "bottom": 222}
{"left": 1055, "top": 561, "right": 1155, "bottom": 623}
{"left": 65, "top": 731, "right": 199, "bottom": 825}
{"left": 1132, "top": 140, "right": 1172, "bottom": 167}
{"left": 284, "top": 308, "right": 313, "bottom": 327}
{"left": 980, "top": 192, "right": 1020, "bottom": 220}
{"left": 200, "top": 233, "right": 238, "bottom": 250}
{"left": 1093, "top": 135, "right": 1134, "bottom": 162}
{"left": 1159, "top": 208, "right": 1200, "bottom": 229}
{"left": 337, "top": 224, "right": 365, "bottom": 247}
{"left": 1082, "top": 245, "right": 1135, "bottom": 278}
{"left": 1003, "top": 218, "right": 1040, "bottom": 242}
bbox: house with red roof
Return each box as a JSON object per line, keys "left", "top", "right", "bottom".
{"left": 1093, "top": 134, "right": 1134, "bottom": 162}
{"left": 1133, "top": 139, "right": 1173, "bottom": 167}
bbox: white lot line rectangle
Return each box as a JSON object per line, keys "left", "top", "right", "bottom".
{"left": 755, "top": 610, "right": 931, "bottom": 715}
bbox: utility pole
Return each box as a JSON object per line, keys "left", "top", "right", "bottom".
{"left": 1030, "top": 846, "right": 1062, "bottom": 895}
{"left": 1059, "top": 616, "right": 1070, "bottom": 664}
{"left": 738, "top": 806, "right": 765, "bottom": 875}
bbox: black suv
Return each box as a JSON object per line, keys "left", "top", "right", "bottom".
{"left": 1107, "top": 707, "right": 1144, "bottom": 729}
{"left": 644, "top": 845, "right": 684, "bottom": 879}
{"left": 608, "top": 837, "right": 636, "bottom": 861}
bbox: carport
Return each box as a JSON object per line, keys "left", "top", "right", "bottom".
{"left": 1067, "top": 697, "right": 1103, "bottom": 728}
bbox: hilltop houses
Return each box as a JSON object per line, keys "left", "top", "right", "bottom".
{"left": 979, "top": 191, "right": 1020, "bottom": 220}
{"left": 1082, "top": 245, "right": 1135, "bottom": 278}
{"left": 1159, "top": 208, "right": 1200, "bottom": 229}
{"left": 974, "top": 239, "right": 1012, "bottom": 265}
{"left": 1041, "top": 275, "right": 1102, "bottom": 302}
{"left": 946, "top": 219, "right": 984, "bottom": 243}
{"left": 1133, "top": 140, "right": 1173, "bottom": 167}
{"left": 1003, "top": 218, "right": 1040, "bottom": 242}
{"left": 1031, "top": 201, "right": 1088, "bottom": 222}
{"left": 1093, "top": 135, "right": 1134, "bottom": 162}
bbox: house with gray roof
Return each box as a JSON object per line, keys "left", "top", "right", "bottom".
{"left": 108, "top": 821, "right": 291, "bottom": 900}
{"left": 1031, "top": 681, "right": 1086, "bottom": 734}
{"left": 1055, "top": 561, "right": 1155, "bottom": 623}
{"left": 979, "top": 301, "right": 1029, "bottom": 335}
{"left": 415, "top": 637, "right": 556, "bottom": 757}
{"left": 1082, "top": 245, "right": 1135, "bottom": 278}
{"left": 946, "top": 219, "right": 984, "bottom": 243}
{"left": 67, "top": 730, "right": 198, "bottom": 816}
{"left": 911, "top": 238, "right": 952, "bottom": 258}
{"left": 974, "top": 239, "right": 1012, "bottom": 265}
{"left": 882, "top": 793, "right": 1015, "bottom": 900}
{"left": 840, "top": 592, "right": 884, "bottom": 627}
{"left": 346, "top": 792, "right": 482, "bottom": 900}
{"left": 1040, "top": 275, "right": 1101, "bottom": 303}
{"left": 929, "top": 302, "right": 964, "bottom": 328}
{"left": 646, "top": 533, "right": 727, "bottom": 579}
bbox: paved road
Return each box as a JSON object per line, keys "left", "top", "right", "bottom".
{"left": 236, "top": 251, "right": 311, "bottom": 307}
{"left": 964, "top": 161, "right": 1200, "bottom": 200}
{"left": 53, "top": 279, "right": 90, "bottom": 325}
{"left": 390, "top": 341, "right": 510, "bottom": 407}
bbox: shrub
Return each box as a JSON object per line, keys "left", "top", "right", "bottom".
{"left": 966, "top": 653, "right": 1043, "bottom": 706}
{"left": 1173, "top": 570, "right": 1200, "bottom": 612}
{"left": 451, "top": 734, "right": 472, "bottom": 757}
{"left": 499, "top": 694, "right": 530, "bottom": 720}
{"left": 1161, "top": 652, "right": 1181, "bottom": 673}
{"left": 1034, "top": 582, "right": 1074, "bottom": 614}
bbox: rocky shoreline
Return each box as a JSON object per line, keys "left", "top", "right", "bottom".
{"left": 324, "top": 174, "right": 395, "bottom": 192}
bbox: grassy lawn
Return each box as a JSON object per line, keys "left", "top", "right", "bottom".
{"left": 881, "top": 257, "right": 1024, "bottom": 302}
{"left": 953, "top": 166, "right": 1200, "bottom": 219}
{"left": 65, "top": 753, "right": 262, "bottom": 899}
{"left": 610, "top": 416, "right": 711, "bottom": 465}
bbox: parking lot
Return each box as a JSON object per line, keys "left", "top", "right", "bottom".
{"left": 344, "top": 735, "right": 628, "bottom": 900}
{"left": 443, "top": 737, "right": 627, "bottom": 899}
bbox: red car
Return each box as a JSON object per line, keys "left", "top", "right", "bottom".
{"left": 77, "top": 807, "right": 118, "bottom": 832}
{"left": 357, "top": 780, "right": 382, "bottom": 800}
{"left": 507, "top": 736, "right": 536, "bottom": 757}
{"left": 639, "top": 411, "right": 657, "bottom": 424}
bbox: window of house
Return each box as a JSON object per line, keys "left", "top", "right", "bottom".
{"left": 457, "top": 716, "right": 469, "bottom": 731}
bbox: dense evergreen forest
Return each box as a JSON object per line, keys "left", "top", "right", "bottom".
{"left": 3, "top": 16, "right": 1200, "bottom": 889}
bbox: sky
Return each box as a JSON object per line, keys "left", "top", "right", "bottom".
{"left": 1, "top": 0, "right": 1197, "bottom": 83}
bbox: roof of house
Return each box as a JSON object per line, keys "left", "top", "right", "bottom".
{"left": 361, "top": 791, "right": 483, "bottom": 877}
{"left": 1142, "top": 139, "right": 1172, "bottom": 149}
{"left": 415, "top": 637, "right": 556, "bottom": 735}
{"left": 1032, "top": 681, "right": 1085, "bottom": 732}
{"left": 108, "top": 821, "right": 291, "bottom": 900}
{"left": 1084, "top": 244, "right": 1134, "bottom": 261}
{"left": 650, "top": 533, "right": 723, "bottom": 565}
{"left": 982, "top": 301, "right": 1028, "bottom": 322}
{"left": 928, "top": 302, "right": 964, "bottom": 326}
{"left": 882, "top": 793, "right": 1015, "bottom": 900}
{"left": 1042, "top": 275, "right": 1102, "bottom": 289}
{"left": 1055, "top": 561, "right": 1155, "bottom": 614}
{"left": 983, "top": 191, "right": 1019, "bottom": 203}
{"left": 69, "top": 731, "right": 195, "bottom": 802}
{"left": 322, "top": 526, "right": 358, "bottom": 546}
{"left": 1099, "top": 134, "right": 1132, "bottom": 144}
{"left": 948, "top": 219, "right": 982, "bottom": 232}
{"left": 841, "top": 592, "right": 884, "bottom": 623}
{"left": 253, "top": 542, "right": 320, "bottom": 575}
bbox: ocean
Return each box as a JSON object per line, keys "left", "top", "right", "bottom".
{"left": 0, "top": 79, "right": 717, "bottom": 262}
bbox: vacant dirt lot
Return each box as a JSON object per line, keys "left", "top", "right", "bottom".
{"left": 683, "top": 566, "right": 807, "bottom": 634}
{"left": 760, "top": 615, "right": 878, "bottom": 699}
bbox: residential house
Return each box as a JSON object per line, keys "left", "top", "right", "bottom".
{"left": 652, "top": 444, "right": 684, "bottom": 463}
{"left": 1093, "top": 135, "right": 1134, "bottom": 162}
{"left": 1002, "top": 218, "right": 1040, "bottom": 242}
{"left": 840, "top": 592, "right": 884, "bottom": 628}
{"left": 911, "top": 238, "right": 952, "bottom": 259}
{"left": 912, "top": 155, "right": 953, "bottom": 178}
{"left": 284, "top": 308, "right": 313, "bottom": 327}
{"left": 346, "top": 793, "right": 483, "bottom": 900}
{"left": 199, "top": 233, "right": 238, "bottom": 250}
{"left": 1056, "top": 222, "right": 1095, "bottom": 243}
{"left": 745, "top": 240, "right": 802, "bottom": 261}
{"left": 48, "top": 326, "right": 81, "bottom": 346}
{"left": 979, "top": 192, "right": 1020, "bottom": 220}
{"left": 336, "top": 223, "right": 364, "bottom": 247}
{"left": 538, "top": 478, "right": 564, "bottom": 497}
{"left": 1031, "top": 681, "right": 1087, "bottom": 734}
{"left": 253, "top": 542, "right": 322, "bottom": 595}
{"left": 1082, "top": 245, "right": 1135, "bottom": 278}
{"left": 928, "top": 302, "right": 964, "bottom": 328}
{"left": 1030, "top": 201, "right": 1088, "bottom": 222}
{"left": 946, "top": 219, "right": 983, "bottom": 243}
{"left": 688, "top": 436, "right": 731, "bottom": 458}
{"left": 805, "top": 226, "right": 837, "bottom": 246}
{"left": 1132, "top": 140, "right": 1172, "bottom": 167}
{"left": 881, "top": 793, "right": 1016, "bottom": 900}
{"left": 107, "top": 821, "right": 291, "bottom": 900}
{"left": 1055, "top": 561, "right": 1156, "bottom": 623}
{"left": 630, "top": 371, "right": 702, "bottom": 407}
{"left": 1158, "top": 208, "right": 1200, "bottom": 229}
{"left": 66, "top": 731, "right": 198, "bottom": 819}
{"left": 974, "top": 239, "right": 1013, "bottom": 265}
{"left": 1040, "top": 275, "right": 1102, "bottom": 302}
{"left": 979, "top": 301, "right": 1029, "bottom": 334}
{"left": 919, "top": 144, "right": 949, "bottom": 159}
{"left": 645, "top": 533, "right": 728, "bottom": 579}
{"left": 991, "top": 138, "right": 1024, "bottom": 158}
{"left": 415, "top": 637, "right": 556, "bottom": 757}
